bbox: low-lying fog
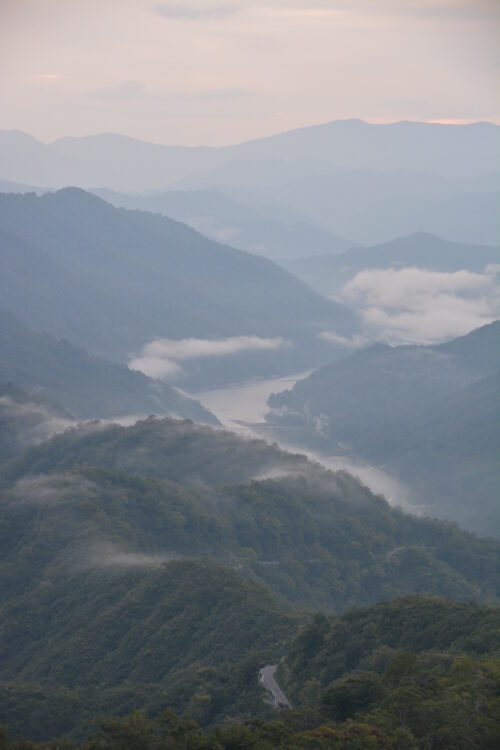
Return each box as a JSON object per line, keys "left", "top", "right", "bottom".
{"left": 192, "top": 373, "right": 415, "bottom": 512}
{"left": 18, "top": 371, "right": 415, "bottom": 512}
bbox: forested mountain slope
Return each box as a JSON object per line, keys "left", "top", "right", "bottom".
{"left": 0, "top": 189, "right": 357, "bottom": 387}
{"left": 0, "top": 560, "right": 298, "bottom": 741}
{"left": 3, "top": 411, "right": 499, "bottom": 614}
{"left": 275, "top": 597, "right": 500, "bottom": 749}
{"left": 268, "top": 322, "right": 500, "bottom": 536}
{"left": 1, "top": 596, "right": 499, "bottom": 747}
{"left": 0, "top": 398, "right": 499, "bottom": 742}
{"left": 0, "top": 312, "right": 216, "bottom": 422}
{"left": 281, "top": 596, "right": 500, "bottom": 698}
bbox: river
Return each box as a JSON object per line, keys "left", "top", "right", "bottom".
{"left": 192, "top": 372, "right": 415, "bottom": 511}
{"left": 191, "top": 371, "right": 310, "bottom": 436}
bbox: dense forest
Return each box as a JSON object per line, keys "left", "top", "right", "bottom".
{"left": 0, "top": 389, "right": 499, "bottom": 743}
{"left": 1, "top": 597, "right": 498, "bottom": 749}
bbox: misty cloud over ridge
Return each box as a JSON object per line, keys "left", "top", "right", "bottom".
{"left": 85, "top": 542, "right": 181, "bottom": 570}
{"left": 129, "top": 335, "right": 290, "bottom": 380}
{"left": 12, "top": 474, "right": 99, "bottom": 508}
{"left": 340, "top": 265, "right": 500, "bottom": 344}
{"left": 317, "top": 332, "right": 369, "bottom": 349}
{"left": 0, "top": 395, "right": 74, "bottom": 445}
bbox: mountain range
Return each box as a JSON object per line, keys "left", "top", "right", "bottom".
{"left": 0, "top": 188, "right": 357, "bottom": 388}
{"left": 0, "top": 120, "right": 497, "bottom": 190}
{"left": 214, "top": 168, "right": 499, "bottom": 247}
{"left": 1, "top": 120, "right": 498, "bottom": 248}
{"left": 0, "top": 118, "right": 499, "bottom": 748}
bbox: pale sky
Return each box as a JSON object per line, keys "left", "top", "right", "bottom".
{"left": 0, "top": 0, "right": 499, "bottom": 145}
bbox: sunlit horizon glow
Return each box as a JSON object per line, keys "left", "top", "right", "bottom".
{"left": 0, "top": 0, "right": 498, "bottom": 145}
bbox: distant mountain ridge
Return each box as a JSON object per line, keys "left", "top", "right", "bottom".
{"left": 0, "top": 120, "right": 498, "bottom": 190}
{"left": 93, "top": 187, "right": 353, "bottom": 261}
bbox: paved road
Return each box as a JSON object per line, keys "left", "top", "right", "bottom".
{"left": 258, "top": 664, "right": 291, "bottom": 708}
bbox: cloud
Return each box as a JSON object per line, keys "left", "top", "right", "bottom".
{"left": 316, "top": 454, "right": 416, "bottom": 512}
{"left": 340, "top": 266, "right": 500, "bottom": 344}
{"left": 155, "top": 3, "right": 239, "bottom": 19}
{"left": 86, "top": 542, "right": 180, "bottom": 569}
{"left": 129, "top": 335, "right": 289, "bottom": 380}
{"left": 0, "top": 395, "right": 74, "bottom": 446}
{"left": 12, "top": 474, "right": 98, "bottom": 507}
{"left": 344, "top": 266, "right": 494, "bottom": 304}
{"left": 36, "top": 73, "right": 62, "bottom": 82}
{"left": 129, "top": 356, "right": 183, "bottom": 380}
{"left": 318, "top": 331, "right": 368, "bottom": 349}
{"left": 265, "top": 436, "right": 416, "bottom": 511}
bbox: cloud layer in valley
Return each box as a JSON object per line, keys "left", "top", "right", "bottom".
{"left": 129, "top": 335, "right": 289, "bottom": 380}
{"left": 340, "top": 265, "right": 500, "bottom": 344}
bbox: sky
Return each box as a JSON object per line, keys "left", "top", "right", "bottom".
{"left": 0, "top": 0, "right": 499, "bottom": 145}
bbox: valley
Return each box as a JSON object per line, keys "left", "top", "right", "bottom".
{"left": 0, "top": 93, "right": 498, "bottom": 749}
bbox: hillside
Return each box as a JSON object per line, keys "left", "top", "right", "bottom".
{"left": 267, "top": 322, "right": 500, "bottom": 536}
{"left": 1, "top": 596, "right": 499, "bottom": 746}
{"left": 2, "top": 412, "right": 499, "bottom": 614}
{"left": 274, "top": 597, "right": 500, "bottom": 749}
{"left": 281, "top": 596, "right": 500, "bottom": 699}
{"left": 0, "top": 560, "right": 298, "bottom": 741}
{"left": 0, "top": 188, "right": 357, "bottom": 386}
{"left": 0, "top": 311, "right": 216, "bottom": 422}
{"left": 0, "top": 397, "right": 499, "bottom": 742}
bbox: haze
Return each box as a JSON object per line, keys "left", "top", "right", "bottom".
{"left": 1, "top": 0, "right": 499, "bottom": 144}
{"left": 1, "top": 2, "right": 500, "bottom": 746}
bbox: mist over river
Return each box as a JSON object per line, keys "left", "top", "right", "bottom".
{"left": 191, "top": 373, "right": 415, "bottom": 511}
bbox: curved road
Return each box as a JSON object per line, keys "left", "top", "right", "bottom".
{"left": 258, "top": 664, "right": 291, "bottom": 708}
